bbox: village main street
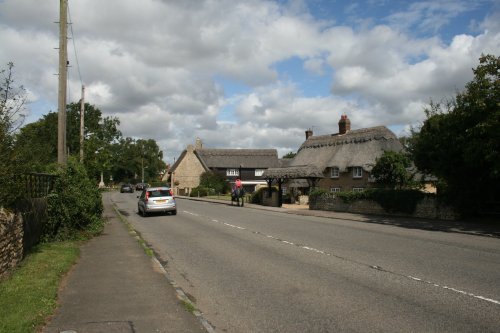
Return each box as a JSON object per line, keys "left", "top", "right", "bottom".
{"left": 109, "top": 191, "right": 500, "bottom": 332}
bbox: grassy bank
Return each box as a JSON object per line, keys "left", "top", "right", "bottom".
{"left": 205, "top": 194, "right": 231, "bottom": 201}
{"left": 0, "top": 242, "right": 79, "bottom": 333}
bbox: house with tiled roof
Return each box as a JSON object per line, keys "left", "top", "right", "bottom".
{"left": 264, "top": 114, "right": 404, "bottom": 197}
{"left": 168, "top": 138, "right": 280, "bottom": 195}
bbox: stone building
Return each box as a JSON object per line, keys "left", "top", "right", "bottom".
{"left": 168, "top": 138, "right": 279, "bottom": 195}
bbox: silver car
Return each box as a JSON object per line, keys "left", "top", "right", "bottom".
{"left": 137, "top": 187, "right": 177, "bottom": 217}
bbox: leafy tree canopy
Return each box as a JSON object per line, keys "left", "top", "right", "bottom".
{"left": 409, "top": 54, "right": 500, "bottom": 214}
{"left": 199, "top": 171, "right": 229, "bottom": 194}
{"left": 14, "top": 102, "right": 165, "bottom": 185}
{"left": 371, "top": 151, "right": 414, "bottom": 189}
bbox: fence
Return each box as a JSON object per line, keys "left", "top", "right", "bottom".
{"left": 16, "top": 173, "right": 58, "bottom": 198}
{"left": 1, "top": 173, "right": 57, "bottom": 278}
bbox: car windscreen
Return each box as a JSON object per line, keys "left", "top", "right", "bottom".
{"left": 148, "top": 189, "right": 171, "bottom": 197}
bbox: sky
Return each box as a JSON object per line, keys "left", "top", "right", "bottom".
{"left": 0, "top": 0, "right": 499, "bottom": 164}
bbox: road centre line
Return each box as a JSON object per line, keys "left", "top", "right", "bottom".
{"left": 183, "top": 210, "right": 500, "bottom": 306}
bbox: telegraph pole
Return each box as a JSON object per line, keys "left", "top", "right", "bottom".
{"left": 79, "top": 85, "right": 85, "bottom": 162}
{"left": 57, "top": 0, "right": 68, "bottom": 165}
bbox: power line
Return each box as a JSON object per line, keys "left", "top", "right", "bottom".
{"left": 67, "top": 1, "right": 83, "bottom": 86}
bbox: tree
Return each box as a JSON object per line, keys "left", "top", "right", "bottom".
{"left": 0, "top": 62, "right": 27, "bottom": 208}
{"left": 409, "top": 54, "right": 500, "bottom": 214}
{"left": 0, "top": 62, "right": 27, "bottom": 136}
{"left": 199, "top": 171, "right": 229, "bottom": 194}
{"left": 283, "top": 151, "right": 296, "bottom": 159}
{"left": 14, "top": 103, "right": 122, "bottom": 182}
{"left": 371, "top": 151, "right": 413, "bottom": 189}
{"left": 13, "top": 113, "right": 58, "bottom": 172}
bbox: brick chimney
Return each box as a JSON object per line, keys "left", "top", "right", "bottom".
{"left": 195, "top": 137, "right": 203, "bottom": 150}
{"left": 338, "top": 114, "right": 351, "bottom": 135}
{"left": 305, "top": 128, "right": 313, "bottom": 139}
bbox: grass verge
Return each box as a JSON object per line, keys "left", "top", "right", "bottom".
{"left": 205, "top": 195, "right": 231, "bottom": 201}
{"left": 0, "top": 242, "right": 79, "bottom": 333}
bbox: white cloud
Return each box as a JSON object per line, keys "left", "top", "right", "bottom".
{"left": 0, "top": 0, "right": 498, "bottom": 162}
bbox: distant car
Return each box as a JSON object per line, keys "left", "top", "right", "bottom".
{"left": 120, "top": 183, "right": 134, "bottom": 193}
{"left": 135, "top": 183, "right": 149, "bottom": 191}
{"left": 137, "top": 186, "right": 177, "bottom": 217}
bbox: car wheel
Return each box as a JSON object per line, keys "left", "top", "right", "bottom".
{"left": 171, "top": 210, "right": 177, "bottom": 216}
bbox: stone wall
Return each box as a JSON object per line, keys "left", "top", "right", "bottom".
{"left": 0, "top": 198, "right": 48, "bottom": 279}
{"left": 0, "top": 208, "right": 23, "bottom": 279}
{"left": 309, "top": 196, "right": 458, "bottom": 220}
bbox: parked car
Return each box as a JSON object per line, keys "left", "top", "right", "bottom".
{"left": 120, "top": 183, "right": 134, "bottom": 193}
{"left": 137, "top": 186, "right": 177, "bottom": 217}
{"left": 135, "top": 183, "right": 149, "bottom": 191}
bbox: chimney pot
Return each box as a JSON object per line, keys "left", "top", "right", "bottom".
{"left": 338, "top": 114, "right": 351, "bottom": 134}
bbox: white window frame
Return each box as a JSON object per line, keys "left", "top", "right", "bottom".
{"left": 331, "top": 167, "right": 339, "bottom": 178}
{"left": 352, "top": 187, "right": 364, "bottom": 192}
{"left": 353, "top": 167, "right": 363, "bottom": 178}
{"left": 254, "top": 169, "right": 265, "bottom": 177}
{"left": 226, "top": 169, "right": 239, "bottom": 176}
{"left": 330, "top": 187, "right": 341, "bottom": 193}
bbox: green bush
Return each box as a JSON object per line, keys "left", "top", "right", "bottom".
{"left": 308, "top": 188, "right": 332, "bottom": 201}
{"left": 43, "top": 158, "right": 104, "bottom": 241}
{"left": 199, "top": 171, "right": 229, "bottom": 194}
{"left": 190, "top": 186, "right": 209, "bottom": 197}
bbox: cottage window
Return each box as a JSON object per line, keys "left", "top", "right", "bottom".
{"left": 255, "top": 169, "right": 265, "bottom": 176}
{"left": 331, "top": 167, "right": 339, "bottom": 178}
{"left": 226, "top": 169, "right": 239, "bottom": 176}
{"left": 352, "top": 187, "right": 364, "bottom": 192}
{"left": 353, "top": 167, "right": 363, "bottom": 178}
{"left": 330, "top": 187, "right": 341, "bottom": 193}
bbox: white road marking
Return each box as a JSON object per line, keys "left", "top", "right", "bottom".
{"left": 408, "top": 276, "right": 500, "bottom": 305}
{"left": 223, "top": 222, "right": 246, "bottom": 230}
{"left": 183, "top": 209, "right": 500, "bottom": 306}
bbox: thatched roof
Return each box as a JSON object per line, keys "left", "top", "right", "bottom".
{"left": 263, "top": 165, "right": 324, "bottom": 179}
{"left": 196, "top": 149, "right": 279, "bottom": 169}
{"left": 264, "top": 126, "right": 403, "bottom": 179}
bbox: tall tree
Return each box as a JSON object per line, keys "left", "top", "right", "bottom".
{"left": 0, "top": 62, "right": 27, "bottom": 208}
{"left": 135, "top": 139, "right": 164, "bottom": 183}
{"left": 409, "top": 54, "right": 500, "bottom": 214}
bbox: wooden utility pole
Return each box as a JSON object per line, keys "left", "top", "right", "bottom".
{"left": 57, "top": 0, "right": 68, "bottom": 165}
{"left": 79, "top": 85, "right": 85, "bottom": 162}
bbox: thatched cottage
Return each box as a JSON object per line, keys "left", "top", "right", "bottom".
{"left": 264, "top": 114, "right": 404, "bottom": 195}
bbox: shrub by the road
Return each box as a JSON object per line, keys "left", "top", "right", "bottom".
{"left": 44, "top": 158, "right": 104, "bottom": 241}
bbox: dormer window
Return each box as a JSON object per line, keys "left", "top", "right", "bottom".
{"left": 331, "top": 167, "right": 339, "bottom": 178}
{"left": 353, "top": 167, "right": 363, "bottom": 178}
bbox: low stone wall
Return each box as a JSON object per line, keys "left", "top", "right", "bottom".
{"left": 310, "top": 196, "right": 458, "bottom": 220}
{"left": 0, "top": 198, "right": 48, "bottom": 279}
{"left": 0, "top": 208, "right": 23, "bottom": 279}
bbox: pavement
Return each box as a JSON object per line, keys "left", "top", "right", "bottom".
{"left": 43, "top": 194, "right": 209, "bottom": 333}
{"left": 43, "top": 194, "right": 500, "bottom": 333}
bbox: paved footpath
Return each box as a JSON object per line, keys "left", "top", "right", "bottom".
{"left": 43, "top": 195, "right": 207, "bottom": 333}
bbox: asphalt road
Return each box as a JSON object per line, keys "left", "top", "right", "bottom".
{"left": 111, "top": 192, "right": 500, "bottom": 333}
